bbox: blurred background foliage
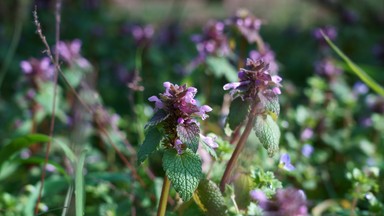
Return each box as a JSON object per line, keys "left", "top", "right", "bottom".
{"left": 0, "top": 0, "right": 383, "bottom": 215}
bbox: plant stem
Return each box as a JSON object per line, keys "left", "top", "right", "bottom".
{"left": 220, "top": 104, "right": 257, "bottom": 192}
{"left": 157, "top": 175, "right": 171, "bottom": 216}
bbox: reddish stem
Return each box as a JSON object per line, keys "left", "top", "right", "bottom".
{"left": 220, "top": 104, "right": 257, "bottom": 192}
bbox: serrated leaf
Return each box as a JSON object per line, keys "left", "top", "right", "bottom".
{"left": 206, "top": 56, "right": 238, "bottom": 82}
{"left": 254, "top": 115, "right": 280, "bottom": 157}
{"left": 259, "top": 90, "right": 280, "bottom": 118}
{"left": 163, "top": 149, "right": 202, "bottom": 201}
{"left": 226, "top": 97, "right": 250, "bottom": 130}
{"left": 137, "top": 126, "right": 163, "bottom": 165}
{"left": 193, "top": 179, "right": 227, "bottom": 215}
{"left": 145, "top": 109, "right": 169, "bottom": 128}
{"left": 0, "top": 134, "right": 50, "bottom": 168}
{"left": 177, "top": 123, "right": 200, "bottom": 153}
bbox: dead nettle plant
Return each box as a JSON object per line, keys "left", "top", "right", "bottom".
{"left": 137, "top": 82, "right": 217, "bottom": 215}
{"left": 219, "top": 10, "right": 283, "bottom": 192}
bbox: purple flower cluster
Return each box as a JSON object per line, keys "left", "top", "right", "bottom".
{"left": 191, "top": 21, "right": 230, "bottom": 58}
{"left": 223, "top": 58, "right": 282, "bottom": 101}
{"left": 20, "top": 57, "right": 54, "bottom": 82}
{"left": 251, "top": 188, "right": 308, "bottom": 216}
{"left": 249, "top": 46, "right": 279, "bottom": 75}
{"left": 57, "top": 39, "right": 91, "bottom": 69}
{"left": 131, "top": 24, "right": 154, "bottom": 44}
{"left": 148, "top": 82, "right": 214, "bottom": 154}
{"left": 228, "top": 9, "right": 263, "bottom": 43}
{"left": 315, "top": 58, "right": 342, "bottom": 80}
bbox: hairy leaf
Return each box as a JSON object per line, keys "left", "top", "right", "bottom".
{"left": 254, "top": 115, "right": 280, "bottom": 157}
{"left": 226, "top": 97, "right": 250, "bottom": 130}
{"left": 259, "top": 90, "right": 280, "bottom": 118}
{"left": 145, "top": 109, "right": 169, "bottom": 128}
{"left": 137, "top": 126, "right": 163, "bottom": 165}
{"left": 193, "top": 179, "right": 227, "bottom": 215}
{"left": 177, "top": 123, "right": 200, "bottom": 153}
{"left": 163, "top": 149, "right": 202, "bottom": 201}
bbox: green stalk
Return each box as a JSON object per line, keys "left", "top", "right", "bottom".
{"left": 157, "top": 175, "right": 171, "bottom": 216}
{"left": 75, "top": 150, "right": 87, "bottom": 216}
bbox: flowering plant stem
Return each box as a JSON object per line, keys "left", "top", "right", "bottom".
{"left": 157, "top": 175, "right": 171, "bottom": 216}
{"left": 220, "top": 103, "right": 258, "bottom": 192}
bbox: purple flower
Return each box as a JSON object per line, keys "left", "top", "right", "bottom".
{"left": 279, "top": 153, "right": 295, "bottom": 171}
{"left": 250, "top": 189, "right": 267, "bottom": 202}
{"left": 196, "top": 105, "right": 213, "bottom": 120}
{"left": 45, "top": 163, "right": 56, "bottom": 172}
{"left": 300, "top": 128, "right": 313, "bottom": 141}
{"left": 223, "top": 58, "right": 282, "bottom": 103}
{"left": 192, "top": 21, "right": 230, "bottom": 57}
{"left": 20, "top": 57, "right": 54, "bottom": 82}
{"left": 253, "top": 188, "right": 308, "bottom": 216}
{"left": 57, "top": 39, "right": 90, "bottom": 69}
{"left": 275, "top": 188, "right": 307, "bottom": 215}
{"left": 301, "top": 144, "right": 314, "bottom": 158}
{"left": 353, "top": 82, "right": 368, "bottom": 95}
{"left": 148, "top": 82, "right": 212, "bottom": 154}
{"left": 315, "top": 58, "right": 342, "bottom": 80}
{"left": 148, "top": 96, "right": 164, "bottom": 109}
{"left": 249, "top": 46, "right": 279, "bottom": 75}
{"left": 200, "top": 134, "right": 218, "bottom": 148}
{"left": 174, "top": 139, "right": 183, "bottom": 155}
{"left": 229, "top": 9, "right": 263, "bottom": 43}
{"left": 131, "top": 24, "right": 154, "bottom": 44}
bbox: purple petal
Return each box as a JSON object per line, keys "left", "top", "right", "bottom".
{"left": 201, "top": 134, "right": 218, "bottom": 148}
{"left": 250, "top": 189, "right": 267, "bottom": 202}
{"left": 284, "top": 163, "right": 295, "bottom": 171}
{"left": 301, "top": 144, "right": 314, "bottom": 157}
{"left": 223, "top": 82, "right": 241, "bottom": 90}
{"left": 280, "top": 153, "right": 291, "bottom": 164}
{"left": 20, "top": 61, "right": 33, "bottom": 74}
{"left": 200, "top": 105, "right": 212, "bottom": 112}
{"left": 272, "top": 87, "right": 281, "bottom": 95}
{"left": 177, "top": 117, "right": 184, "bottom": 124}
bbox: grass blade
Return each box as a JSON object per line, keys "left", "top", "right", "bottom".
{"left": 76, "top": 149, "right": 88, "bottom": 216}
{"left": 322, "top": 31, "right": 384, "bottom": 96}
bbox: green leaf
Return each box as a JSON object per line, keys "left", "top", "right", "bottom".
{"left": 254, "top": 115, "right": 280, "bottom": 157}
{"left": 163, "top": 149, "right": 202, "bottom": 201}
{"left": 76, "top": 149, "right": 88, "bottom": 216}
{"left": 226, "top": 97, "right": 250, "bottom": 130}
{"left": 193, "top": 179, "right": 227, "bottom": 215}
{"left": 63, "top": 68, "right": 84, "bottom": 88}
{"left": 177, "top": 123, "right": 200, "bottom": 153}
{"left": 0, "top": 134, "right": 50, "bottom": 168}
{"left": 322, "top": 32, "right": 384, "bottom": 96}
{"left": 206, "top": 56, "right": 238, "bottom": 82}
{"left": 234, "top": 173, "right": 252, "bottom": 210}
{"left": 35, "top": 82, "right": 67, "bottom": 122}
{"left": 145, "top": 109, "right": 169, "bottom": 128}
{"left": 259, "top": 90, "right": 280, "bottom": 119}
{"left": 137, "top": 126, "right": 163, "bottom": 165}
{"left": 251, "top": 169, "right": 282, "bottom": 198}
